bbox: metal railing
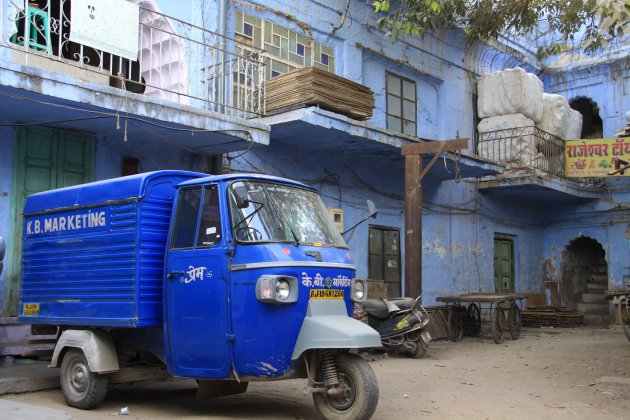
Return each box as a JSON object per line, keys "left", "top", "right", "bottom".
{"left": 2, "top": 0, "right": 266, "bottom": 118}
{"left": 476, "top": 126, "right": 566, "bottom": 177}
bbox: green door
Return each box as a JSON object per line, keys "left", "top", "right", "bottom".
{"left": 494, "top": 236, "right": 515, "bottom": 293}
{"left": 5, "top": 128, "right": 94, "bottom": 314}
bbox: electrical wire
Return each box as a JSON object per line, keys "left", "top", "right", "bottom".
{"left": 0, "top": 91, "right": 255, "bottom": 151}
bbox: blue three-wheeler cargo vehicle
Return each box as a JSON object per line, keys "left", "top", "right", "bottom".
{"left": 18, "top": 171, "right": 381, "bottom": 420}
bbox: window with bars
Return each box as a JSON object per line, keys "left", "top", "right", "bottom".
{"left": 386, "top": 73, "right": 417, "bottom": 136}
{"left": 235, "top": 9, "right": 335, "bottom": 79}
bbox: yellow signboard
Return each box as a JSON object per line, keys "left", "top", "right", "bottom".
{"left": 565, "top": 137, "right": 630, "bottom": 177}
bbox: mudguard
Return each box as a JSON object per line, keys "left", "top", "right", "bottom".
{"left": 291, "top": 300, "right": 381, "bottom": 360}
{"left": 49, "top": 329, "right": 119, "bottom": 373}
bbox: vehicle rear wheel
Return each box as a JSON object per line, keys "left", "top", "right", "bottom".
{"left": 312, "top": 353, "right": 379, "bottom": 420}
{"left": 60, "top": 349, "right": 108, "bottom": 409}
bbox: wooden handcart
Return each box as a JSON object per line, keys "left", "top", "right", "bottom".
{"left": 605, "top": 289, "right": 630, "bottom": 342}
{"left": 436, "top": 293, "right": 527, "bottom": 344}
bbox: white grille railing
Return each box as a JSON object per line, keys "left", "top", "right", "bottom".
{"left": 2, "top": 0, "right": 266, "bottom": 118}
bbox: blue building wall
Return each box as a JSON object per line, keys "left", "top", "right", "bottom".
{"left": 222, "top": 0, "right": 630, "bottom": 307}
{"left": 1, "top": 0, "right": 629, "bottom": 313}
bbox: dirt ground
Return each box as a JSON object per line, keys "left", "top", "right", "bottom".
{"left": 2, "top": 325, "right": 629, "bottom": 419}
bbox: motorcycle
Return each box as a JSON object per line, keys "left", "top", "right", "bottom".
{"left": 355, "top": 296, "right": 431, "bottom": 358}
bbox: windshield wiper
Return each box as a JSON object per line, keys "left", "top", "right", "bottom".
{"left": 288, "top": 225, "right": 300, "bottom": 247}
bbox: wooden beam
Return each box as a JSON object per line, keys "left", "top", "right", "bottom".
{"left": 418, "top": 142, "right": 447, "bottom": 182}
{"left": 404, "top": 154, "right": 422, "bottom": 300}
{"left": 401, "top": 138, "right": 469, "bottom": 156}
{"left": 402, "top": 138, "right": 468, "bottom": 301}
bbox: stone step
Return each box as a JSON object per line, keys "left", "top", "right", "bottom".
{"left": 583, "top": 313, "right": 611, "bottom": 325}
{"left": 581, "top": 292, "right": 606, "bottom": 303}
{"left": 577, "top": 302, "right": 610, "bottom": 314}
{"left": 586, "top": 282, "right": 608, "bottom": 291}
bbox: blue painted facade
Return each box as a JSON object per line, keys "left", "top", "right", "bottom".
{"left": 1, "top": 0, "right": 629, "bottom": 321}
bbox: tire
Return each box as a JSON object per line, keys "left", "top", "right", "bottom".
{"left": 466, "top": 303, "right": 482, "bottom": 337}
{"left": 620, "top": 299, "right": 630, "bottom": 342}
{"left": 491, "top": 307, "right": 505, "bottom": 344}
{"left": 60, "top": 349, "right": 108, "bottom": 409}
{"left": 448, "top": 308, "right": 463, "bottom": 342}
{"left": 312, "top": 353, "right": 379, "bottom": 420}
{"left": 508, "top": 303, "right": 521, "bottom": 340}
{"left": 412, "top": 338, "right": 427, "bottom": 359}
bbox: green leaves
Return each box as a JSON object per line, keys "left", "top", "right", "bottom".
{"left": 370, "top": 0, "right": 629, "bottom": 54}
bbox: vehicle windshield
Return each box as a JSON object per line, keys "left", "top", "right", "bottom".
{"left": 228, "top": 181, "right": 347, "bottom": 248}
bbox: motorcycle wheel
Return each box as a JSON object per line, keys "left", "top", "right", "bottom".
{"left": 312, "top": 353, "right": 379, "bottom": 420}
{"left": 412, "top": 338, "right": 427, "bottom": 358}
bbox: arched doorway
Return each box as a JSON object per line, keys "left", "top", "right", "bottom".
{"left": 569, "top": 97, "right": 603, "bottom": 139}
{"left": 560, "top": 236, "right": 609, "bottom": 324}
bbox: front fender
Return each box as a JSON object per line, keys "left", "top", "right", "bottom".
{"left": 291, "top": 300, "right": 381, "bottom": 360}
{"left": 49, "top": 329, "right": 119, "bottom": 373}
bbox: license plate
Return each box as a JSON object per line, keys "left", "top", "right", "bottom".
{"left": 421, "top": 330, "right": 431, "bottom": 344}
{"left": 310, "top": 289, "right": 344, "bottom": 300}
{"left": 23, "top": 303, "right": 40, "bottom": 316}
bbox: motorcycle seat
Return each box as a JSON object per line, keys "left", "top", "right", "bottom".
{"left": 388, "top": 297, "right": 416, "bottom": 310}
{"left": 363, "top": 297, "right": 416, "bottom": 319}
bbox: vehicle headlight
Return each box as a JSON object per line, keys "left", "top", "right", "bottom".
{"left": 276, "top": 279, "right": 291, "bottom": 300}
{"left": 351, "top": 278, "right": 368, "bottom": 302}
{"left": 256, "top": 275, "right": 298, "bottom": 304}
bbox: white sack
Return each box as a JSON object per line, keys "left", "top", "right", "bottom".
{"left": 477, "top": 114, "right": 536, "bottom": 165}
{"left": 477, "top": 67, "right": 544, "bottom": 123}
{"left": 536, "top": 93, "right": 572, "bottom": 139}
{"left": 565, "top": 109, "right": 583, "bottom": 140}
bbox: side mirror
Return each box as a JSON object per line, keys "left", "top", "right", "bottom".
{"left": 341, "top": 200, "right": 379, "bottom": 236}
{"left": 233, "top": 185, "right": 249, "bottom": 209}
{"left": 367, "top": 200, "right": 378, "bottom": 219}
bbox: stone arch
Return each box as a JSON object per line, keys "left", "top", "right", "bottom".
{"left": 560, "top": 235, "right": 609, "bottom": 324}
{"left": 569, "top": 96, "right": 603, "bottom": 139}
{"left": 464, "top": 40, "right": 537, "bottom": 76}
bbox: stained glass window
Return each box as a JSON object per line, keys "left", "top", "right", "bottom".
{"left": 235, "top": 10, "right": 335, "bottom": 79}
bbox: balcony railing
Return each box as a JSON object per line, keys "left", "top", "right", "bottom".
{"left": 476, "top": 126, "right": 566, "bottom": 177}
{"left": 2, "top": 0, "right": 265, "bottom": 118}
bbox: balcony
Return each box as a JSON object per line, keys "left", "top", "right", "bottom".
{"left": 476, "top": 126, "right": 565, "bottom": 177}
{"left": 2, "top": 0, "right": 265, "bottom": 119}
{"left": 474, "top": 127, "right": 605, "bottom": 205}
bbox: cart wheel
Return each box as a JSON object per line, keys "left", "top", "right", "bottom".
{"left": 60, "top": 349, "right": 108, "bottom": 409}
{"left": 491, "top": 307, "right": 505, "bottom": 344}
{"left": 620, "top": 299, "right": 630, "bottom": 342}
{"left": 312, "top": 353, "right": 379, "bottom": 420}
{"left": 466, "top": 303, "right": 481, "bottom": 337}
{"left": 508, "top": 303, "right": 521, "bottom": 340}
{"left": 448, "top": 308, "right": 464, "bottom": 342}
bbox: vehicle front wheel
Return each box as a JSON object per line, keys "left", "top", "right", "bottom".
{"left": 412, "top": 338, "right": 427, "bottom": 359}
{"left": 60, "top": 349, "right": 108, "bottom": 409}
{"left": 312, "top": 353, "right": 379, "bottom": 420}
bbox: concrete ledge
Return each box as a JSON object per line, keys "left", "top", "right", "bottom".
{"left": 0, "top": 360, "right": 59, "bottom": 396}
{"left": 0, "top": 400, "right": 70, "bottom": 420}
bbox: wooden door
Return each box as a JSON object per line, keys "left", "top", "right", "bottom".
{"left": 5, "top": 128, "right": 94, "bottom": 314}
{"left": 369, "top": 226, "right": 401, "bottom": 297}
{"left": 494, "top": 236, "right": 515, "bottom": 293}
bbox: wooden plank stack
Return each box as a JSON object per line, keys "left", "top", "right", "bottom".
{"left": 521, "top": 306, "right": 584, "bottom": 328}
{"left": 265, "top": 67, "right": 375, "bottom": 120}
